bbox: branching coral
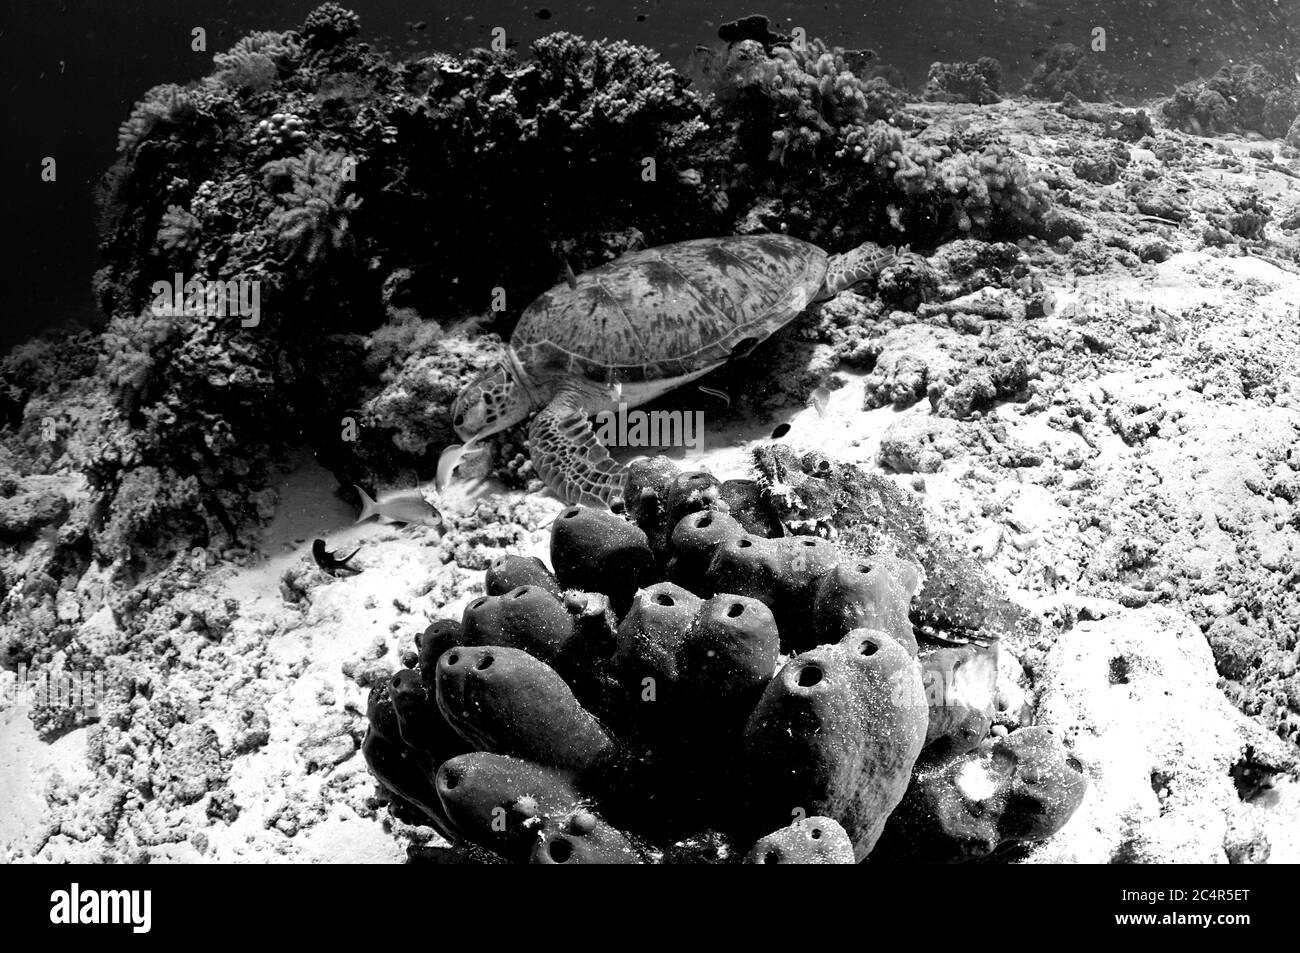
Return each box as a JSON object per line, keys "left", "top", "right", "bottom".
{"left": 922, "top": 58, "right": 1003, "bottom": 105}
{"left": 370, "top": 30, "right": 716, "bottom": 310}
{"left": 262, "top": 149, "right": 362, "bottom": 264}
{"left": 713, "top": 38, "right": 1049, "bottom": 245}
{"left": 94, "top": 465, "right": 207, "bottom": 564}
{"left": 527, "top": 31, "right": 706, "bottom": 138}
{"left": 1022, "top": 43, "right": 1111, "bottom": 102}
{"left": 723, "top": 38, "right": 906, "bottom": 139}
{"left": 358, "top": 330, "right": 501, "bottom": 461}
{"left": 250, "top": 112, "right": 309, "bottom": 151}
{"left": 302, "top": 3, "right": 362, "bottom": 49}
{"left": 936, "top": 145, "right": 1052, "bottom": 234}
{"left": 156, "top": 204, "right": 202, "bottom": 255}
{"left": 99, "top": 310, "right": 180, "bottom": 396}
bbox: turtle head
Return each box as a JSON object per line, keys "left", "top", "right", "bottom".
{"left": 452, "top": 356, "right": 534, "bottom": 441}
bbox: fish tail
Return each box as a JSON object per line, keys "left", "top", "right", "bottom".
{"left": 353, "top": 485, "right": 378, "bottom": 523}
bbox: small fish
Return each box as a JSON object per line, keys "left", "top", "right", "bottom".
{"left": 436, "top": 438, "right": 486, "bottom": 492}
{"left": 354, "top": 485, "right": 443, "bottom": 526}
{"left": 699, "top": 385, "right": 731, "bottom": 407}
{"left": 808, "top": 385, "right": 831, "bottom": 418}
{"left": 312, "top": 539, "right": 361, "bottom": 575}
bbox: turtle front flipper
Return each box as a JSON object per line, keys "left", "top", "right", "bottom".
{"left": 529, "top": 390, "right": 627, "bottom": 508}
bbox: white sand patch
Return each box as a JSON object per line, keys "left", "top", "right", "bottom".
{"left": 1029, "top": 607, "right": 1297, "bottom": 864}
{"left": 954, "top": 758, "right": 1000, "bottom": 803}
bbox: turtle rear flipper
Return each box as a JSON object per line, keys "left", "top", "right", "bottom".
{"left": 530, "top": 390, "right": 627, "bottom": 508}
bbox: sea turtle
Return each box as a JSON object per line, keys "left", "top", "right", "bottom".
{"left": 450, "top": 234, "right": 896, "bottom": 507}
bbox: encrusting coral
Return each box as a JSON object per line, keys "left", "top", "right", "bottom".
{"left": 364, "top": 455, "right": 1086, "bottom": 863}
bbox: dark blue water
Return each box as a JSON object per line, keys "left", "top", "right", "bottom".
{"left": 2, "top": 0, "right": 1296, "bottom": 349}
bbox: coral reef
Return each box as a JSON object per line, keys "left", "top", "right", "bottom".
{"left": 34, "top": 6, "right": 1061, "bottom": 570}
{"left": 261, "top": 149, "right": 362, "bottom": 265}
{"left": 1164, "top": 64, "right": 1300, "bottom": 139}
{"left": 712, "top": 37, "right": 1051, "bottom": 245}
{"left": 212, "top": 30, "right": 303, "bottom": 78}
{"left": 1058, "top": 95, "right": 1154, "bottom": 142}
{"left": 7, "top": 2, "right": 1300, "bottom": 868}
{"left": 363, "top": 458, "right": 1083, "bottom": 862}
{"left": 302, "top": 2, "right": 361, "bottom": 49}
{"left": 716, "top": 14, "right": 792, "bottom": 49}
{"left": 922, "top": 59, "right": 1003, "bottom": 106}
{"left": 3, "top": 6, "right": 724, "bottom": 575}
{"left": 1022, "top": 43, "right": 1111, "bottom": 102}
{"left": 250, "top": 112, "right": 309, "bottom": 152}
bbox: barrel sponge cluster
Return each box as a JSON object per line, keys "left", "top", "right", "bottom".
{"left": 363, "top": 457, "right": 1086, "bottom": 864}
